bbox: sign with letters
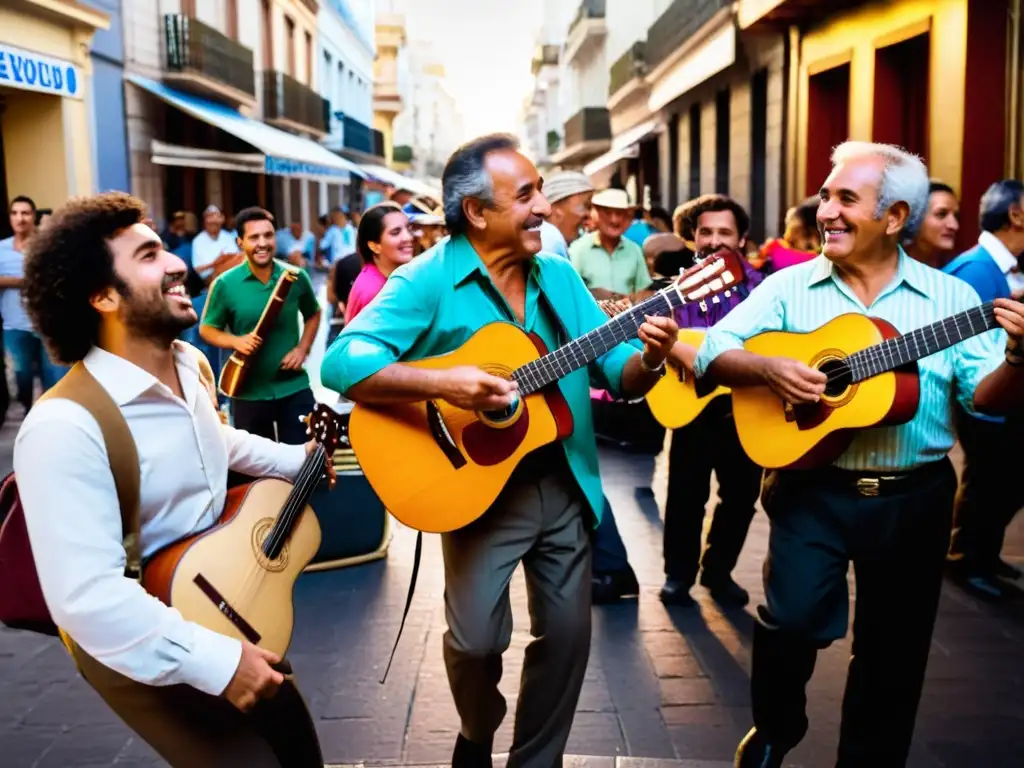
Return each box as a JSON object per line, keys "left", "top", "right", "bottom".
{"left": 0, "top": 43, "right": 82, "bottom": 100}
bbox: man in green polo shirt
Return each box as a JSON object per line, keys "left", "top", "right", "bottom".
{"left": 200, "top": 207, "right": 321, "bottom": 444}
{"left": 568, "top": 187, "right": 652, "bottom": 299}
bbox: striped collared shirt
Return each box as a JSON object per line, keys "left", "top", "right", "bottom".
{"left": 694, "top": 249, "right": 1004, "bottom": 471}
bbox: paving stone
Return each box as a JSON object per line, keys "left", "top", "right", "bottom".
{"left": 2, "top": 434, "right": 1023, "bottom": 767}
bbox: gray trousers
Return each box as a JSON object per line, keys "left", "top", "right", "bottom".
{"left": 441, "top": 452, "right": 592, "bottom": 768}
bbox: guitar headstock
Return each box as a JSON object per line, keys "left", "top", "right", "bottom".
{"left": 303, "top": 402, "right": 349, "bottom": 453}
{"left": 670, "top": 246, "right": 746, "bottom": 305}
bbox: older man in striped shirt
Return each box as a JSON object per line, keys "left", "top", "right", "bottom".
{"left": 695, "top": 141, "right": 1024, "bottom": 767}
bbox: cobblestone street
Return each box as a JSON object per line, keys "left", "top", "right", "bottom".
{"left": 1, "top": 416, "right": 1023, "bottom": 767}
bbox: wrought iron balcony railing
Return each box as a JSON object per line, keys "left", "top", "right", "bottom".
{"left": 263, "top": 70, "right": 328, "bottom": 133}
{"left": 609, "top": 41, "right": 647, "bottom": 97}
{"left": 563, "top": 107, "right": 611, "bottom": 149}
{"left": 646, "top": 0, "right": 729, "bottom": 73}
{"left": 164, "top": 14, "right": 256, "bottom": 99}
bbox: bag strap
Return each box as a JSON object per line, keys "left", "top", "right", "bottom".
{"left": 37, "top": 362, "right": 141, "bottom": 578}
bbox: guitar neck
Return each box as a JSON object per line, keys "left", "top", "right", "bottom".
{"left": 263, "top": 444, "right": 327, "bottom": 559}
{"left": 513, "top": 290, "right": 682, "bottom": 395}
{"left": 847, "top": 302, "right": 998, "bottom": 382}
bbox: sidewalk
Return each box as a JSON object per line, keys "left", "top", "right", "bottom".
{"left": 2, "top": 436, "right": 1023, "bottom": 766}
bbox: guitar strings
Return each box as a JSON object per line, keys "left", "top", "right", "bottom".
{"left": 232, "top": 442, "right": 330, "bottom": 613}
{"left": 817, "top": 308, "right": 997, "bottom": 388}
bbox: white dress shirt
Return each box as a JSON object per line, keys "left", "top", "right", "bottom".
{"left": 13, "top": 343, "right": 307, "bottom": 695}
{"left": 979, "top": 230, "right": 1024, "bottom": 295}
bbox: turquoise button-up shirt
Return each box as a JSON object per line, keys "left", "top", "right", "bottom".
{"left": 320, "top": 235, "right": 641, "bottom": 523}
{"left": 694, "top": 250, "right": 1004, "bottom": 471}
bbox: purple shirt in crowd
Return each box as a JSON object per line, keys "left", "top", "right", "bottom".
{"left": 673, "top": 257, "right": 764, "bottom": 329}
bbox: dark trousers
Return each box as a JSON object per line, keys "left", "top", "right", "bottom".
{"left": 71, "top": 643, "right": 323, "bottom": 767}
{"left": 441, "top": 451, "right": 591, "bottom": 767}
{"left": 948, "top": 406, "right": 1024, "bottom": 573}
{"left": 663, "top": 397, "right": 761, "bottom": 584}
{"left": 751, "top": 459, "right": 956, "bottom": 766}
{"left": 231, "top": 387, "right": 316, "bottom": 444}
{"left": 592, "top": 495, "right": 631, "bottom": 573}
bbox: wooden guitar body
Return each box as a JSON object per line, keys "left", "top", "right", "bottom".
{"left": 142, "top": 480, "right": 322, "bottom": 657}
{"left": 646, "top": 329, "right": 731, "bottom": 429}
{"left": 348, "top": 322, "right": 574, "bottom": 533}
{"left": 731, "top": 313, "right": 920, "bottom": 469}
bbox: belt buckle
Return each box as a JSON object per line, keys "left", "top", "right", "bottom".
{"left": 856, "top": 477, "right": 880, "bottom": 497}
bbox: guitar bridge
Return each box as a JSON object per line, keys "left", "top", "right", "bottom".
{"left": 426, "top": 400, "right": 467, "bottom": 469}
{"left": 193, "top": 573, "right": 261, "bottom": 644}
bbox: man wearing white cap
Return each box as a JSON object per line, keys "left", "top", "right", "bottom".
{"left": 539, "top": 171, "right": 594, "bottom": 258}
{"left": 568, "top": 188, "right": 651, "bottom": 300}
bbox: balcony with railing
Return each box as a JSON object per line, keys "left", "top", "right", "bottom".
{"left": 646, "top": 0, "right": 730, "bottom": 74}
{"left": 532, "top": 44, "right": 560, "bottom": 75}
{"left": 164, "top": 14, "right": 256, "bottom": 107}
{"left": 564, "top": 0, "right": 607, "bottom": 64}
{"left": 609, "top": 41, "right": 647, "bottom": 101}
{"left": 262, "top": 71, "right": 328, "bottom": 135}
{"left": 392, "top": 145, "right": 413, "bottom": 164}
{"left": 567, "top": 0, "right": 606, "bottom": 39}
{"left": 553, "top": 107, "right": 611, "bottom": 164}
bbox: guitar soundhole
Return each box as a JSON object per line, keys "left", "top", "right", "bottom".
{"left": 818, "top": 358, "right": 853, "bottom": 399}
{"left": 478, "top": 391, "right": 523, "bottom": 429}
{"left": 251, "top": 517, "right": 289, "bottom": 572}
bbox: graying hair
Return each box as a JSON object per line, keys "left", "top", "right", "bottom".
{"left": 442, "top": 133, "right": 521, "bottom": 236}
{"left": 830, "top": 141, "right": 930, "bottom": 238}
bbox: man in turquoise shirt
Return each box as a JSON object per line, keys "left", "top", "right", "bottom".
{"left": 694, "top": 142, "right": 1024, "bottom": 768}
{"left": 322, "top": 134, "right": 677, "bottom": 767}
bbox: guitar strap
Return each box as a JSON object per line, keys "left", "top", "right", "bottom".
{"left": 379, "top": 280, "right": 569, "bottom": 685}
{"left": 379, "top": 529, "right": 422, "bottom": 684}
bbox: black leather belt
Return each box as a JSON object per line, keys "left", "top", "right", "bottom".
{"left": 780, "top": 457, "right": 953, "bottom": 498}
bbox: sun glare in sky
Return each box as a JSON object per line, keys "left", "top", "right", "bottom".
{"left": 404, "top": 0, "right": 543, "bottom": 140}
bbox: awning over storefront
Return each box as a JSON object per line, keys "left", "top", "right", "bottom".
{"left": 128, "top": 75, "right": 364, "bottom": 182}
{"left": 647, "top": 17, "right": 736, "bottom": 113}
{"left": 357, "top": 162, "right": 441, "bottom": 200}
{"left": 583, "top": 118, "right": 664, "bottom": 177}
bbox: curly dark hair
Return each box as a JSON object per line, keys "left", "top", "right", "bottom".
{"left": 673, "top": 194, "right": 751, "bottom": 240}
{"left": 23, "top": 192, "right": 147, "bottom": 365}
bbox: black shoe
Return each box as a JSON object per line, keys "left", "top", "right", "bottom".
{"left": 592, "top": 567, "right": 640, "bottom": 604}
{"left": 995, "top": 559, "right": 1023, "bottom": 581}
{"left": 452, "top": 733, "right": 492, "bottom": 768}
{"left": 948, "top": 562, "right": 1007, "bottom": 600}
{"left": 659, "top": 579, "right": 695, "bottom": 606}
{"left": 735, "top": 727, "right": 786, "bottom": 768}
{"left": 700, "top": 572, "right": 750, "bottom": 607}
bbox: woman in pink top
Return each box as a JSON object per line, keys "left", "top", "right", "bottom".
{"left": 343, "top": 201, "right": 415, "bottom": 324}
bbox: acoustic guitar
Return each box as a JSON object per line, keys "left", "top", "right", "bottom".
{"left": 731, "top": 303, "right": 1000, "bottom": 469}
{"left": 141, "top": 404, "right": 344, "bottom": 657}
{"left": 218, "top": 267, "right": 299, "bottom": 398}
{"left": 645, "top": 329, "right": 731, "bottom": 429}
{"left": 348, "top": 250, "right": 745, "bottom": 533}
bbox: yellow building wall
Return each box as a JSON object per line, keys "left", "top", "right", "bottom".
{"left": 0, "top": 6, "right": 100, "bottom": 206}
{"left": 1, "top": 90, "right": 69, "bottom": 206}
{"left": 374, "top": 112, "right": 395, "bottom": 168}
{"left": 794, "top": 0, "right": 968, "bottom": 204}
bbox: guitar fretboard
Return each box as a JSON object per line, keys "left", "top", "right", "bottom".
{"left": 512, "top": 290, "right": 682, "bottom": 394}
{"left": 847, "top": 302, "right": 998, "bottom": 382}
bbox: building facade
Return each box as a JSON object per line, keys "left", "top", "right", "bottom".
{"left": 84, "top": 0, "right": 131, "bottom": 195}
{"left": 551, "top": 0, "right": 612, "bottom": 170}
{"left": 521, "top": 0, "right": 578, "bottom": 169}
{"left": 372, "top": 9, "right": 406, "bottom": 172}
{"left": 0, "top": 0, "right": 110, "bottom": 233}
{"left": 123, "top": 0, "right": 359, "bottom": 231}
{"left": 742, "top": 0, "right": 1010, "bottom": 247}
{"left": 318, "top": 0, "right": 382, "bottom": 213}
